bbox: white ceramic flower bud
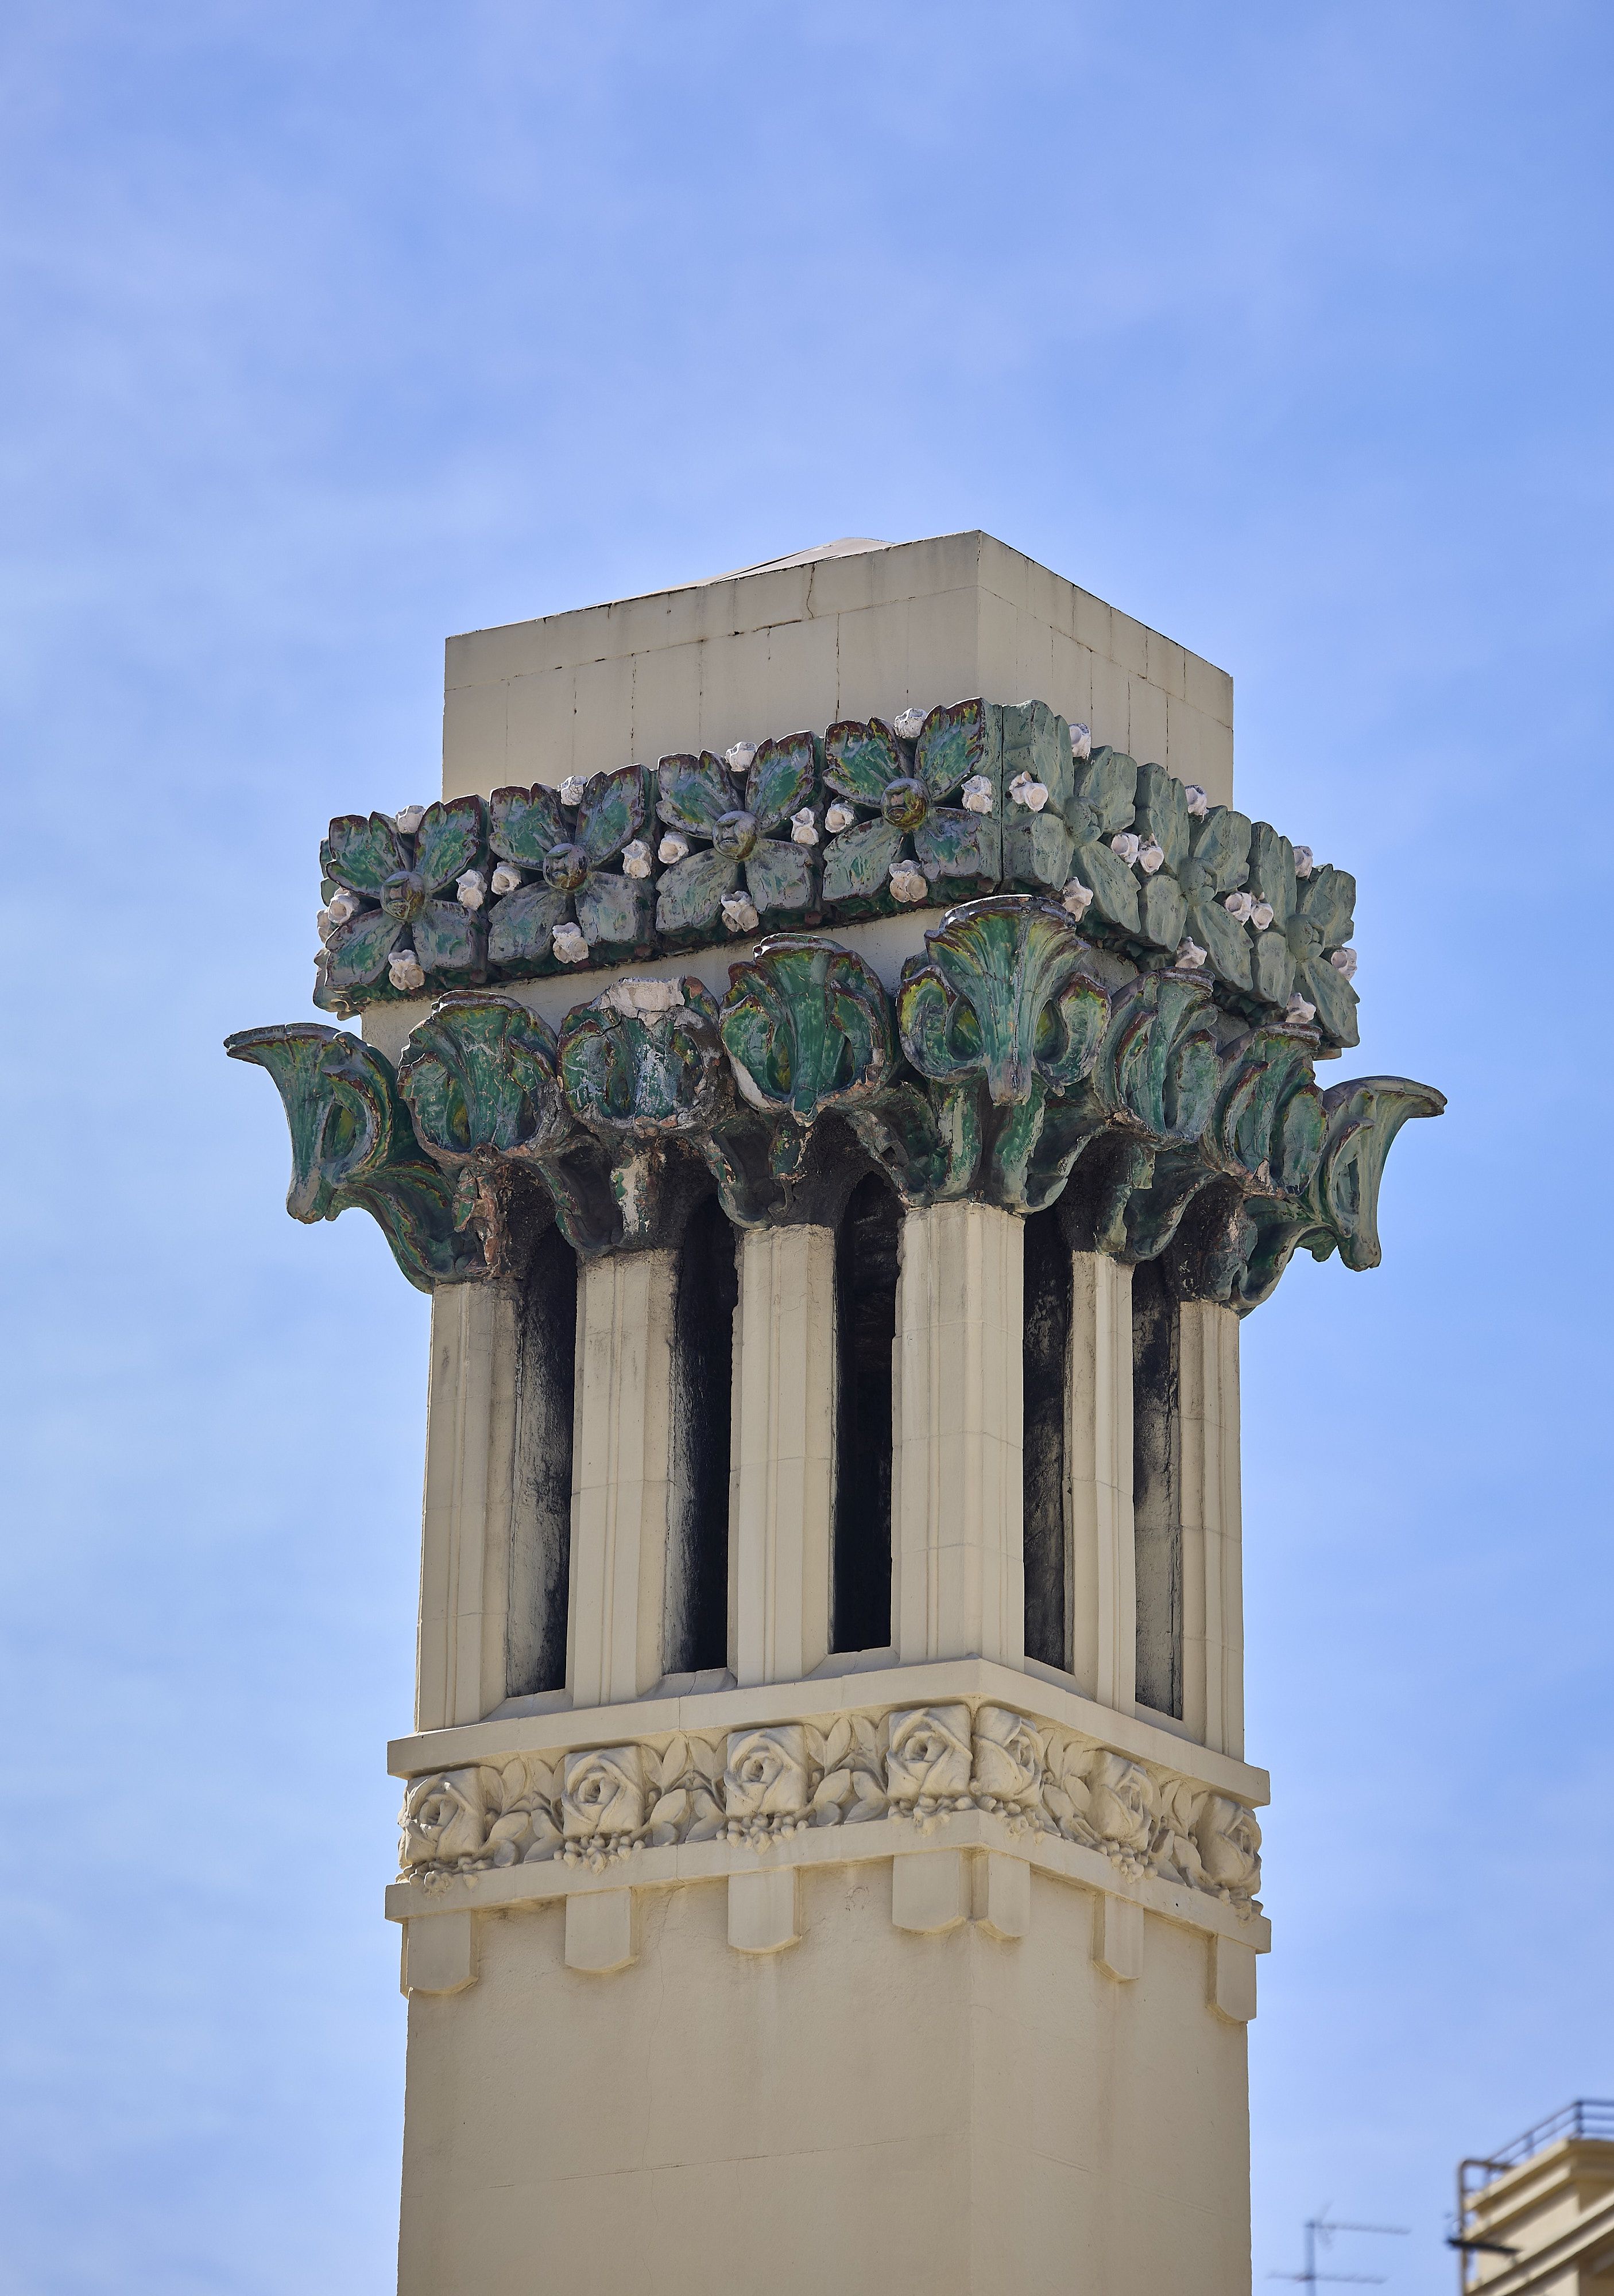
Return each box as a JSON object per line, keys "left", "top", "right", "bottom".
{"left": 723, "top": 741, "right": 757, "bottom": 777}
{"left": 324, "top": 888, "right": 361, "bottom": 930}
{"left": 824, "top": 800, "right": 856, "bottom": 835}
{"left": 1285, "top": 992, "right": 1317, "bottom": 1026}
{"left": 559, "top": 775, "right": 587, "bottom": 808}
{"left": 552, "top": 922, "right": 590, "bottom": 964}
{"left": 888, "top": 861, "right": 928, "bottom": 904}
{"left": 657, "top": 831, "right": 690, "bottom": 866}
{"left": 963, "top": 773, "right": 996, "bottom": 815}
{"left": 893, "top": 707, "right": 927, "bottom": 742}
{"left": 456, "top": 869, "right": 486, "bottom": 911}
{"left": 1069, "top": 723, "right": 1092, "bottom": 761}
{"left": 601, "top": 978, "right": 684, "bottom": 1018}
{"left": 490, "top": 861, "right": 524, "bottom": 896}
{"left": 1174, "top": 937, "right": 1208, "bottom": 969}
{"left": 1292, "top": 846, "right": 1314, "bottom": 878}
{"left": 1183, "top": 784, "right": 1209, "bottom": 819}
{"left": 393, "top": 804, "right": 427, "bottom": 835}
{"left": 720, "top": 891, "right": 760, "bottom": 934}
{"left": 1110, "top": 832, "right": 1141, "bottom": 866}
{"left": 1329, "top": 945, "right": 1358, "bottom": 980}
{"left": 1223, "top": 890, "right": 1256, "bottom": 924}
{"left": 1136, "top": 837, "right": 1166, "bottom": 874}
{"left": 1060, "top": 878, "right": 1094, "bottom": 920}
{"left": 1007, "top": 773, "right": 1047, "bottom": 812}
{"left": 315, "top": 906, "right": 335, "bottom": 941}
{"left": 621, "top": 839, "right": 652, "bottom": 880}
{"left": 1249, "top": 900, "right": 1274, "bottom": 932}
{"left": 388, "top": 947, "right": 426, "bottom": 991}
{"left": 789, "top": 808, "right": 818, "bottom": 847}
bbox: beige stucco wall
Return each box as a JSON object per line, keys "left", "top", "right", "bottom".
{"left": 438, "top": 532, "right": 1234, "bottom": 810}
{"left": 398, "top": 1863, "right": 1251, "bottom": 2296}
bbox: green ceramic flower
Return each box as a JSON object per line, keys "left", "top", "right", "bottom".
{"left": 484, "top": 767, "right": 655, "bottom": 976}
{"left": 819, "top": 699, "right": 1001, "bottom": 918}
{"left": 655, "top": 736, "right": 820, "bottom": 948}
{"left": 314, "top": 797, "right": 487, "bottom": 1013}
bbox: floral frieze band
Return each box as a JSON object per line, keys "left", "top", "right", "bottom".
{"left": 397, "top": 1701, "right": 1263, "bottom": 1914}
{"left": 230, "top": 897, "right": 1442, "bottom": 1308}
{"left": 312, "top": 699, "right": 1361, "bottom": 1050}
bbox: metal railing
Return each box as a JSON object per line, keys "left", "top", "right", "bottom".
{"left": 1471, "top": 2100, "right": 1614, "bottom": 2187}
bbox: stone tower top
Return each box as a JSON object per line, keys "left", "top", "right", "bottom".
{"left": 441, "top": 529, "right": 1234, "bottom": 809}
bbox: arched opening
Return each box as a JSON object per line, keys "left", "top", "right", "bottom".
{"left": 832, "top": 1173, "right": 900, "bottom": 1653}
{"left": 1132, "top": 1255, "right": 1183, "bottom": 1718}
{"left": 1023, "top": 1207, "right": 1071, "bottom": 1671}
{"left": 508, "top": 1220, "right": 578, "bottom": 1698}
{"left": 665, "top": 1194, "right": 738, "bottom": 1676}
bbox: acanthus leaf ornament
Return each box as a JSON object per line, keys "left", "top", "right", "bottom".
{"left": 718, "top": 936, "right": 897, "bottom": 1126}
{"left": 895, "top": 895, "right": 1111, "bottom": 1211}
{"left": 225, "top": 1022, "right": 483, "bottom": 1290}
{"left": 395, "top": 992, "right": 580, "bottom": 1273}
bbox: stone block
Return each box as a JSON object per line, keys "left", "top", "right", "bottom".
{"left": 973, "top": 1852, "right": 1031, "bottom": 1941}
{"left": 1092, "top": 1892, "right": 1143, "bottom": 1982}
{"left": 1209, "top": 1933, "right": 1257, "bottom": 2022}
{"left": 402, "top": 1910, "right": 477, "bottom": 1996}
{"left": 891, "top": 1848, "right": 971, "bottom": 1934}
{"left": 565, "top": 1886, "right": 637, "bottom": 1974}
{"left": 728, "top": 1866, "right": 802, "bottom": 1955}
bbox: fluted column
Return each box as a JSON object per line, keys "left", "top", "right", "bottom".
{"left": 892, "top": 1201, "right": 1024, "bottom": 1666}
{"left": 567, "top": 1249, "right": 677, "bottom": 1706}
{"left": 729, "top": 1224, "right": 835, "bottom": 1687}
{"left": 1180, "top": 1299, "right": 1244, "bottom": 1757}
{"left": 1066, "top": 1251, "right": 1136, "bottom": 1714}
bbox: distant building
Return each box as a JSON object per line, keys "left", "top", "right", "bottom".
{"left": 1459, "top": 2101, "right": 1614, "bottom": 2293}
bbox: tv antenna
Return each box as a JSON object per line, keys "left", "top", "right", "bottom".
{"left": 1271, "top": 2209, "right": 1411, "bottom": 2287}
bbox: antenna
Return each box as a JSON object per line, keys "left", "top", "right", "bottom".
{"left": 1270, "top": 2210, "right": 1411, "bottom": 2287}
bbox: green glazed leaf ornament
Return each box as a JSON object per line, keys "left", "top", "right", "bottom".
{"left": 225, "top": 1022, "right": 482, "bottom": 1289}
{"left": 719, "top": 937, "right": 897, "bottom": 1126}
{"left": 655, "top": 738, "right": 820, "bottom": 948}
{"left": 315, "top": 797, "right": 488, "bottom": 1013}
{"left": 820, "top": 700, "right": 1001, "bottom": 918}
{"left": 485, "top": 767, "right": 655, "bottom": 977}
{"left": 396, "top": 994, "right": 578, "bottom": 1271}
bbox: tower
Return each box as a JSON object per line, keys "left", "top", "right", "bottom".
{"left": 229, "top": 533, "right": 1442, "bottom": 2294}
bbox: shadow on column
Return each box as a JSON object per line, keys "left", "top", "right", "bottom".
{"left": 667, "top": 1195, "right": 738, "bottom": 1675}
{"left": 1023, "top": 1206, "right": 1071, "bottom": 1672}
{"left": 508, "top": 1220, "right": 578, "bottom": 1698}
{"left": 832, "top": 1173, "right": 900, "bottom": 1654}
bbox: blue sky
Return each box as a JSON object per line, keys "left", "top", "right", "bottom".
{"left": 3, "top": 2, "right": 1611, "bottom": 2289}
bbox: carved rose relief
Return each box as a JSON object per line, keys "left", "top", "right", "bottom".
{"left": 723, "top": 1726, "right": 812, "bottom": 1825}
{"left": 1193, "top": 1794, "right": 1262, "bottom": 1899}
{"left": 393, "top": 1707, "right": 1263, "bottom": 1912}
{"left": 562, "top": 1746, "right": 646, "bottom": 1840}
{"left": 400, "top": 1768, "right": 489, "bottom": 1869}
{"left": 886, "top": 1705, "right": 974, "bottom": 1811}
{"left": 970, "top": 1706, "right": 1045, "bottom": 1811}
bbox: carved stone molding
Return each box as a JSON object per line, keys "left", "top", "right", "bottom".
{"left": 394, "top": 1694, "right": 1264, "bottom": 1915}
{"left": 236, "top": 900, "right": 1442, "bottom": 1308}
